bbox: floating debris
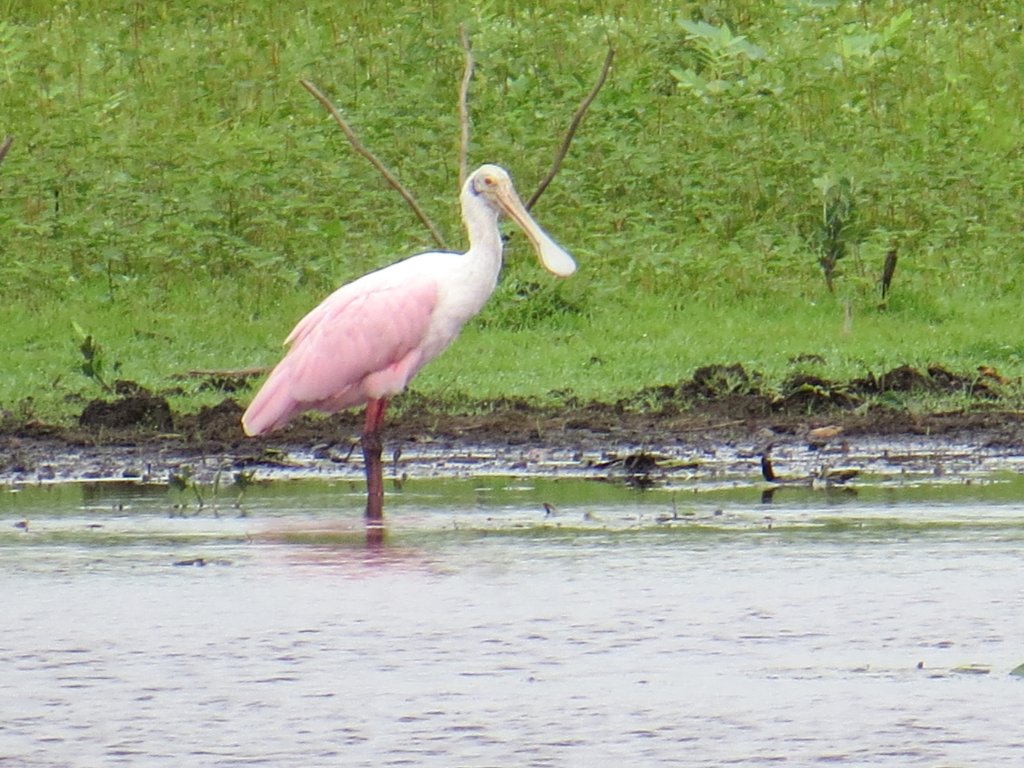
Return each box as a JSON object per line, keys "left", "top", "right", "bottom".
{"left": 951, "top": 664, "right": 991, "bottom": 676}
{"left": 173, "top": 557, "right": 207, "bottom": 567}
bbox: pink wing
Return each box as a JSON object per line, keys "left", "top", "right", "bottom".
{"left": 242, "top": 268, "right": 438, "bottom": 436}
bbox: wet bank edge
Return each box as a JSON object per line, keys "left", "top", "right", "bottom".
{"left": 2, "top": 362, "right": 1023, "bottom": 487}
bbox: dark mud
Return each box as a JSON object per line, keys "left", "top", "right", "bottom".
{"left": 1, "top": 364, "right": 1022, "bottom": 487}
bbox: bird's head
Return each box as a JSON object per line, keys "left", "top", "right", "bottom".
{"left": 467, "top": 164, "right": 576, "bottom": 278}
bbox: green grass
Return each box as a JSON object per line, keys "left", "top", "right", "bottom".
{"left": 3, "top": 278, "right": 1020, "bottom": 423}
{"left": 1, "top": 1, "right": 1022, "bottom": 423}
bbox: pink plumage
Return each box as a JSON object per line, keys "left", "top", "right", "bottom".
{"left": 241, "top": 164, "right": 575, "bottom": 522}
{"left": 242, "top": 267, "right": 438, "bottom": 436}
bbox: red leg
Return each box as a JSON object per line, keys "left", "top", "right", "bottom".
{"left": 361, "top": 397, "right": 388, "bottom": 525}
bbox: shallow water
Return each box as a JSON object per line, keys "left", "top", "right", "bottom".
{"left": 2, "top": 477, "right": 1024, "bottom": 766}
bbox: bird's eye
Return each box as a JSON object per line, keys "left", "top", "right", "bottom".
{"left": 472, "top": 173, "right": 498, "bottom": 196}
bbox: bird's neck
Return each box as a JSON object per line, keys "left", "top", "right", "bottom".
{"left": 460, "top": 189, "right": 504, "bottom": 278}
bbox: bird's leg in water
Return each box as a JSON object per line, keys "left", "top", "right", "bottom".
{"left": 361, "top": 397, "right": 388, "bottom": 522}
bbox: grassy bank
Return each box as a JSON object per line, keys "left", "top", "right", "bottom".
{"left": 1, "top": 1, "right": 1022, "bottom": 423}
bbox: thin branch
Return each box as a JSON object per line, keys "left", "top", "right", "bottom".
{"left": 0, "top": 136, "right": 12, "bottom": 168}
{"left": 457, "top": 24, "right": 474, "bottom": 189}
{"left": 527, "top": 47, "right": 614, "bottom": 210}
{"left": 300, "top": 79, "right": 447, "bottom": 249}
{"left": 183, "top": 367, "right": 269, "bottom": 379}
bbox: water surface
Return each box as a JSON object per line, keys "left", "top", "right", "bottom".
{"left": 2, "top": 477, "right": 1023, "bottom": 766}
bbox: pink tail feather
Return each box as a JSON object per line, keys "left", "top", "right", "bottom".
{"left": 241, "top": 365, "right": 303, "bottom": 436}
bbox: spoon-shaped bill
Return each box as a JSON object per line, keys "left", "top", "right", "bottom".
{"left": 494, "top": 185, "right": 576, "bottom": 277}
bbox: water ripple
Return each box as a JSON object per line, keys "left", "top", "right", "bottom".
{"left": 2, "top": 482, "right": 1024, "bottom": 765}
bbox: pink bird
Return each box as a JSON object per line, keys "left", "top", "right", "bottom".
{"left": 242, "top": 164, "right": 576, "bottom": 524}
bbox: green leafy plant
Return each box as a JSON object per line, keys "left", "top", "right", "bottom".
{"left": 71, "top": 321, "right": 116, "bottom": 393}
{"left": 829, "top": 9, "right": 913, "bottom": 73}
{"left": 810, "top": 173, "right": 858, "bottom": 294}
{"left": 670, "top": 19, "right": 768, "bottom": 99}
{"left": 168, "top": 465, "right": 205, "bottom": 509}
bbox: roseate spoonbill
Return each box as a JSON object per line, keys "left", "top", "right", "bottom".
{"left": 242, "top": 164, "right": 575, "bottom": 524}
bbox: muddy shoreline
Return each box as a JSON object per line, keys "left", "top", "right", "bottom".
{"left": 2, "top": 392, "right": 1023, "bottom": 488}
{"left": 1, "top": 362, "right": 1021, "bottom": 486}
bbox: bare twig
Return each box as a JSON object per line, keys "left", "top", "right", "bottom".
{"left": 182, "top": 367, "right": 269, "bottom": 379}
{"left": 0, "top": 136, "right": 12, "bottom": 168}
{"left": 300, "top": 79, "right": 448, "bottom": 249}
{"left": 527, "top": 47, "right": 614, "bottom": 210}
{"left": 457, "top": 25, "right": 474, "bottom": 188}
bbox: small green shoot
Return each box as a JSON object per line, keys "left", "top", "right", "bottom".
{"left": 811, "top": 174, "right": 858, "bottom": 294}
{"left": 168, "top": 465, "right": 204, "bottom": 509}
{"left": 71, "top": 321, "right": 115, "bottom": 394}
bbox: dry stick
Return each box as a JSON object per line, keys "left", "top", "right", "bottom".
{"left": 299, "top": 79, "right": 447, "bottom": 250}
{"left": 183, "top": 367, "right": 269, "bottom": 379}
{"left": 0, "top": 136, "right": 13, "bottom": 168}
{"left": 526, "top": 47, "right": 615, "bottom": 211}
{"left": 457, "top": 25, "right": 474, "bottom": 189}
